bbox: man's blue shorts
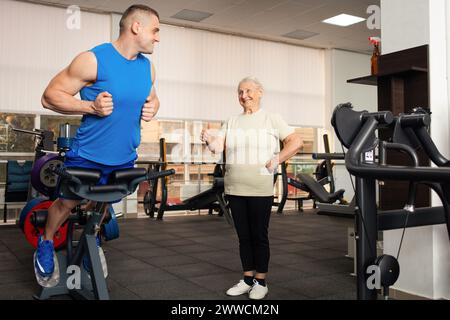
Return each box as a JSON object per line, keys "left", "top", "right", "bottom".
{"left": 57, "top": 150, "right": 135, "bottom": 201}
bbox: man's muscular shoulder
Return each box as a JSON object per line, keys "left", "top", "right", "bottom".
{"left": 67, "top": 51, "right": 97, "bottom": 83}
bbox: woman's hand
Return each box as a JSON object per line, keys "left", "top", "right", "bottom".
{"left": 201, "top": 129, "right": 225, "bottom": 153}
{"left": 200, "top": 129, "right": 211, "bottom": 145}
{"left": 265, "top": 155, "right": 279, "bottom": 174}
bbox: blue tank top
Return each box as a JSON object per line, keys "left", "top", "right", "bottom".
{"left": 73, "top": 43, "right": 152, "bottom": 165}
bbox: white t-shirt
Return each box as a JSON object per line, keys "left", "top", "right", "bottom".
{"left": 220, "top": 109, "right": 295, "bottom": 196}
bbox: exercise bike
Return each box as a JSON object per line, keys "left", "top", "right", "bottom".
{"left": 32, "top": 165, "right": 174, "bottom": 300}
{"left": 14, "top": 124, "right": 175, "bottom": 299}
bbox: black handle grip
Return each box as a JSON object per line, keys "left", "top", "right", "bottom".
{"left": 12, "top": 127, "right": 44, "bottom": 136}
{"left": 51, "top": 167, "right": 82, "bottom": 185}
{"left": 313, "top": 153, "right": 345, "bottom": 160}
{"left": 148, "top": 169, "right": 176, "bottom": 180}
{"left": 89, "top": 185, "right": 128, "bottom": 193}
{"left": 361, "top": 111, "right": 394, "bottom": 125}
{"left": 128, "top": 169, "right": 176, "bottom": 193}
{"left": 399, "top": 113, "right": 431, "bottom": 128}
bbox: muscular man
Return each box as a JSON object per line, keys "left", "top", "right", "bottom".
{"left": 35, "top": 4, "right": 160, "bottom": 280}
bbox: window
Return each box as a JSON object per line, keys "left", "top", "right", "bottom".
{"left": 275, "top": 127, "right": 319, "bottom": 210}
{"left": 137, "top": 120, "right": 321, "bottom": 215}
{"left": 137, "top": 119, "right": 224, "bottom": 216}
{"left": 40, "top": 115, "right": 81, "bottom": 141}
{"left": 295, "top": 127, "right": 316, "bottom": 154}
{"left": 0, "top": 113, "right": 35, "bottom": 153}
{"left": 139, "top": 119, "right": 224, "bottom": 163}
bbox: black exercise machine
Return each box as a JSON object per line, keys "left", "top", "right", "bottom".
{"left": 32, "top": 167, "right": 174, "bottom": 300}
{"left": 140, "top": 138, "right": 231, "bottom": 224}
{"left": 274, "top": 135, "right": 347, "bottom": 214}
{"left": 312, "top": 152, "right": 355, "bottom": 218}
{"left": 14, "top": 124, "right": 176, "bottom": 299}
{"left": 332, "top": 103, "right": 450, "bottom": 300}
{"left": 287, "top": 172, "right": 345, "bottom": 209}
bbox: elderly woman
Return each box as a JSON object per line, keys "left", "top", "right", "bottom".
{"left": 200, "top": 77, "right": 303, "bottom": 300}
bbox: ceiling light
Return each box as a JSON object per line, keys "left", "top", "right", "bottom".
{"left": 322, "top": 14, "right": 365, "bottom": 27}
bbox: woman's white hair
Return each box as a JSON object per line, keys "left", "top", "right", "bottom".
{"left": 238, "top": 77, "right": 264, "bottom": 92}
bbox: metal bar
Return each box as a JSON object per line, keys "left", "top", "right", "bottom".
{"left": 85, "top": 234, "right": 109, "bottom": 300}
{"left": 323, "top": 134, "right": 335, "bottom": 193}
{"left": 277, "top": 162, "right": 288, "bottom": 214}
{"left": 313, "top": 153, "right": 345, "bottom": 160}
{"left": 355, "top": 175, "right": 378, "bottom": 300}
{"left": 378, "top": 206, "right": 446, "bottom": 230}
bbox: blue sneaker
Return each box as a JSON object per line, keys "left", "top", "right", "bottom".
{"left": 34, "top": 236, "right": 55, "bottom": 278}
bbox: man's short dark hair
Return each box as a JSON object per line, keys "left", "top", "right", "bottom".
{"left": 119, "top": 4, "right": 159, "bottom": 34}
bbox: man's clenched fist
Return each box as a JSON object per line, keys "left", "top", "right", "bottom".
{"left": 92, "top": 91, "right": 113, "bottom": 117}
{"left": 141, "top": 96, "right": 156, "bottom": 122}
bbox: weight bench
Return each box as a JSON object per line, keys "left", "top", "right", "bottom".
{"left": 288, "top": 173, "right": 345, "bottom": 205}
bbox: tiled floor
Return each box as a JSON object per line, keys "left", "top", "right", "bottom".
{"left": 0, "top": 210, "right": 356, "bottom": 300}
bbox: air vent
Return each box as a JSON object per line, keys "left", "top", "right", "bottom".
{"left": 282, "top": 29, "right": 319, "bottom": 40}
{"left": 171, "top": 9, "right": 213, "bottom": 22}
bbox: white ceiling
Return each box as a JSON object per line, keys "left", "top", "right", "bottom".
{"left": 19, "top": 0, "right": 381, "bottom": 53}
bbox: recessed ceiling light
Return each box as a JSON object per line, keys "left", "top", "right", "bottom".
{"left": 322, "top": 14, "right": 366, "bottom": 27}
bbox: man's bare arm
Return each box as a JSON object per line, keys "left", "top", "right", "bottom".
{"left": 141, "top": 63, "right": 160, "bottom": 121}
{"left": 150, "top": 63, "right": 160, "bottom": 115}
{"left": 41, "top": 52, "right": 99, "bottom": 115}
